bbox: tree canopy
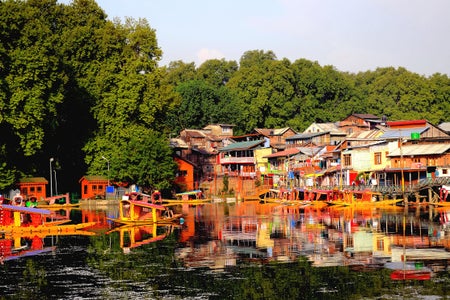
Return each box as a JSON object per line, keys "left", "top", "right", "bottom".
{"left": 0, "top": 0, "right": 449, "bottom": 194}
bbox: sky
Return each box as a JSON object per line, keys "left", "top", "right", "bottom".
{"left": 59, "top": 0, "right": 450, "bottom": 76}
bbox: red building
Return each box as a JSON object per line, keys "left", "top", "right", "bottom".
{"left": 174, "top": 156, "right": 196, "bottom": 191}
{"left": 79, "top": 175, "right": 108, "bottom": 200}
{"left": 18, "top": 177, "right": 48, "bottom": 200}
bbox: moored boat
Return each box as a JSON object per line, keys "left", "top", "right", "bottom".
{"left": 163, "top": 190, "right": 211, "bottom": 204}
{"left": 0, "top": 204, "right": 96, "bottom": 234}
{"left": 108, "top": 198, "right": 183, "bottom": 226}
{"left": 390, "top": 269, "right": 432, "bottom": 280}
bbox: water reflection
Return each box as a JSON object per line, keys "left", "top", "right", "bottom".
{"left": 2, "top": 201, "right": 450, "bottom": 299}
{"left": 172, "top": 202, "right": 450, "bottom": 274}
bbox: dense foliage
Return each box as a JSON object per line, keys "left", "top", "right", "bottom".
{"left": 0, "top": 0, "right": 449, "bottom": 193}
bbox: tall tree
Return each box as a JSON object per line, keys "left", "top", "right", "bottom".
{"left": 83, "top": 17, "right": 178, "bottom": 190}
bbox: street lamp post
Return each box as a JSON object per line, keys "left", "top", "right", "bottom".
{"left": 49, "top": 158, "right": 54, "bottom": 197}
{"left": 102, "top": 156, "right": 110, "bottom": 186}
{"left": 54, "top": 170, "right": 58, "bottom": 195}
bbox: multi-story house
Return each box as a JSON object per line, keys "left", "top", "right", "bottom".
{"left": 253, "top": 127, "right": 297, "bottom": 150}
{"left": 172, "top": 124, "right": 235, "bottom": 185}
{"left": 339, "top": 113, "right": 384, "bottom": 135}
{"left": 302, "top": 122, "right": 347, "bottom": 146}
{"left": 218, "top": 140, "right": 265, "bottom": 178}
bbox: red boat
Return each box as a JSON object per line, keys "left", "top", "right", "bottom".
{"left": 390, "top": 269, "right": 432, "bottom": 280}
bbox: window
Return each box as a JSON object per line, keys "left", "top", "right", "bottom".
{"left": 343, "top": 154, "right": 351, "bottom": 166}
{"left": 177, "top": 170, "right": 188, "bottom": 177}
{"left": 222, "top": 127, "right": 231, "bottom": 133}
{"left": 374, "top": 152, "right": 382, "bottom": 165}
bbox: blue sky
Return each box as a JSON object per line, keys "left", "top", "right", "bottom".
{"left": 59, "top": 0, "right": 450, "bottom": 76}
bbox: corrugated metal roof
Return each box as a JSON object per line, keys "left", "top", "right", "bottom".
{"left": 219, "top": 140, "right": 264, "bottom": 152}
{"left": 264, "top": 148, "right": 300, "bottom": 158}
{"left": 439, "top": 122, "right": 450, "bottom": 132}
{"left": 286, "top": 131, "right": 329, "bottom": 140}
{"left": 379, "top": 127, "right": 428, "bottom": 139}
{"left": 388, "top": 144, "right": 450, "bottom": 157}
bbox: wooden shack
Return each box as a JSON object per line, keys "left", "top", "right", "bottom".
{"left": 79, "top": 175, "right": 108, "bottom": 200}
{"left": 18, "top": 177, "right": 48, "bottom": 200}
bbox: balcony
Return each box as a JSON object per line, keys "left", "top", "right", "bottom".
{"left": 220, "top": 157, "right": 255, "bottom": 164}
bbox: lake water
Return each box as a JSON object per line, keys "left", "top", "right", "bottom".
{"left": 2, "top": 200, "right": 450, "bottom": 299}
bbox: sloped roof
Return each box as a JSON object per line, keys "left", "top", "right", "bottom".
{"left": 387, "top": 144, "right": 450, "bottom": 157}
{"left": 254, "top": 127, "right": 294, "bottom": 136}
{"left": 346, "top": 129, "right": 385, "bottom": 139}
{"left": 219, "top": 140, "right": 264, "bottom": 152}
{"left": 170, "top": 138, "right": 188, "bottom": 148}
{"left": 264, "top": 148, "right": 300, "bottom": 158}
{"left": 183, "top": 129, "right": 207, "bottom": 138}
{"left": 286, "top": 131, "right": 329, "bottom": 140}
{"left": 438, "top": 122, "right": 450, "bottom": 132}
{"left": 19, "top": 177, "right": 48, "bottom": 184}
{"left": 304, "top": 122, "right": 345, "bottom": 135}
{"left": 79, "top": 175, "right": 108, "bottom": 183}
{"left": 379, "top": 127, "right": 428, "bottom": 139}
{"left": 352, "top": 113, "right": 381, "bottom": 120}
{"left": 386, "top": 120, "right": 427, "bottom": 127}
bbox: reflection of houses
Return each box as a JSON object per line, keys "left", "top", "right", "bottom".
{"left": 17, "top": 177, "right": 48, "bottom": 199}
{"left": 79, "top": 175, "right": 108, "bottom": 200}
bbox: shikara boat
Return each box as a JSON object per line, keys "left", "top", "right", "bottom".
{"left": 163, "top": 190, "right": 211, "bottom": 204}
{"left": 107, "top": 198, "right": 183, "bottom": 226}
{"left": 390, "top": 269, "right": 432, "bottom": 280}
{"left": 0, "top": 204, "right": 96, "bottom": 235}
{"left": 328, "top": 189, "right": 403, "bottom": 208}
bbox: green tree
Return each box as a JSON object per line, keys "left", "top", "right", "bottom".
{"left": 227, "top": 50, "right": 296, "bottom": 132}
{"left": 83, "top": 17, "right": 178, "bottom": 190}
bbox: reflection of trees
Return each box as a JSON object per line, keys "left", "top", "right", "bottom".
{"left": 17, "top": 260, "right": 48, "bottom": 298}
{"left": 84, "top": 233, "right": 444, "bottom": 300}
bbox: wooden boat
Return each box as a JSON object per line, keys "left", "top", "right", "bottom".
{"left": 36, "top": 193, "right": 80, "bottom": 209}
{"left": 328, "top": 189, "right": 403, "bottom": 208}
{"left": 163, "top": 190, "right": 211, "bottom": 204}
{"left": 390, "top": 269, "right": 431, "bottom": 280}
{"left": 107, "top": 198, "right": 183, "bottom": 226}
{"left": 0, "top": 204, "right": 96, "bottom": 235}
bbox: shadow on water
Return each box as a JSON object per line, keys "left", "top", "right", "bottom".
{"left": 2, "top": 201, "right": 450, "bottom": 299}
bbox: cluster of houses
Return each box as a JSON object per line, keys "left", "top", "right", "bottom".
{"left": 171, "top": 114, "right": 450, "bottom": 196}
{"left": 12, "top": 114, "right": 450, "bottom": 200}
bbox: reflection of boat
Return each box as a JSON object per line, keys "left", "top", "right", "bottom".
{"left": 0, "top": 204, "right": 96, "bottom": 234}
{"left": 107, "top": 223, "right": 176, "bottom": 253}
{"left": 163, "top": 190, "right": 211, "bottom": 204}
{"left": 108, "top": 199, "right": 183, "bottom": 225}
{"left": 1, "top": 227, "right": 96, "bottom": 263}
